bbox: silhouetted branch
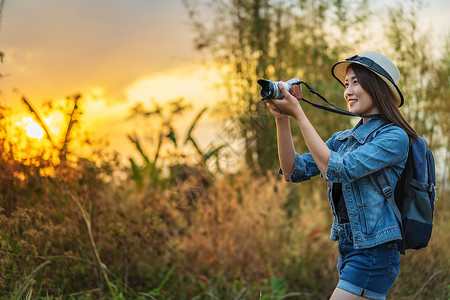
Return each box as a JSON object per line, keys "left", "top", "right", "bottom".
{"left": 21, "top": 96, "right": 59, "bottom": 150}
{"left": 60, "top": 93, "right": 81, "bottom": 161}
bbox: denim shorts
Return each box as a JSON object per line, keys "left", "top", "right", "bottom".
{"left": 336, "top": 223, "right": 400, "bottom": 300}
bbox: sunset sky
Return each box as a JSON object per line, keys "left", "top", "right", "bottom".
{"left": 1, "top": 0, "right": 449, "bottom": 165}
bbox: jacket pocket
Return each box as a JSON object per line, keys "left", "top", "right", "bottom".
{"left": 359, "top": 207, "right": 368, "bottom": 234}
{"left": 353, "top": 185, "right": 368, "bottom": 234}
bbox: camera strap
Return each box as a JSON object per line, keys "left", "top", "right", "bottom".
{"left": 298, "top": 81, "right": 381, "bottom": 120}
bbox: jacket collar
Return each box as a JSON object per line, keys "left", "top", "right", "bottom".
{"left": 336, "top": 117, "right": 391, "bottom": 144}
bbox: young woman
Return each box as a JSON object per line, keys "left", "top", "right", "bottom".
{"left": 265, "top": 51, "right": 418, "bottom": 300}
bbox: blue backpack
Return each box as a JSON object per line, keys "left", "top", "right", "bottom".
{"left": 334, "top": 126, "right": 438, "bottom": 255}
{"left": 372, "top": 136, "right": 438, "bottom": 254}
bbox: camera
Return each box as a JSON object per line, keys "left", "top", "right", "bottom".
{"left": 257, "top": 78, "right": 302, "bottom": 100}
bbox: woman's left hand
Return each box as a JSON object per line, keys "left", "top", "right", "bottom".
{"left": 266, "top": 83, "right": 303, "bottom": 119}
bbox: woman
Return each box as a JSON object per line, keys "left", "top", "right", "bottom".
{"left": 266, "top": 51, "right": 418, "bottom": 300}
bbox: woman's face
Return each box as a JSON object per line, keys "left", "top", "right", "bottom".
{"left": 344, "top": 68, "right": 379, "bottom": 117}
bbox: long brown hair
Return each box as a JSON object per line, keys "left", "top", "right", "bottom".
{"left": 349, "top": 63, "right": 418, "bottom": 143}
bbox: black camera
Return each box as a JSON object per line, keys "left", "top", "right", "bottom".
{"left": 257, "top": 78, "right": 302, "bottom": 100}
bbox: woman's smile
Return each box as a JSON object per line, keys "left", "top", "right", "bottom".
{"left": 347, "top": 98, "right": 358, "bottom": 107}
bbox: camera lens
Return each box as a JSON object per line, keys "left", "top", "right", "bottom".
{"left": 257, "top": 79, "right": 282, "bottom": 100}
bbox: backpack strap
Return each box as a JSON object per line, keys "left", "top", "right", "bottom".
{"left": 372, "top": 170, "right": 402, "bottom": 222}
{"left": 410, "top": 179, "right": 431, "bottom": 192}
{"left": 372, "top": 169, "right": 406, "bottom": 254}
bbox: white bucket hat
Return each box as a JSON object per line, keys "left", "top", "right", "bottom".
{"left": 331, "top": 51, "right": 404, "bottom": 107}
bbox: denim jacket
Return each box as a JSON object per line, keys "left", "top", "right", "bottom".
{"left": 282, "top": 118, "right": 409, "bottom": 249}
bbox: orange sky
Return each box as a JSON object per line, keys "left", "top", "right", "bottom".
{"left": 1, "top": 0, "right": 449, "bottom": 167}
{"left": 0, "top": 0, "right": 230, "bottom": 165}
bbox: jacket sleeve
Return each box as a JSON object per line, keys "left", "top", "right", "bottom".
{"left": 279, "top": 132, "right": 341, "bottom": 182}
{"left": 325, "top": 126, "right": 409, "bottom": 182}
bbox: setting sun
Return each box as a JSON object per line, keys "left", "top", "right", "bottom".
{"left": 23, "top": 118, "right": 45, "bottom": 139}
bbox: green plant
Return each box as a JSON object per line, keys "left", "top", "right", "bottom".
{"left": 13, "top": 260, "right": 51, "bottom": 300}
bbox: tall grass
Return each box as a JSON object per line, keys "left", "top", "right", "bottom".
{"left": 1, "top": 161, "right": 448, "bottom": 298}
{"left": 0, "top": 101, "right": 448, "bottom": 299}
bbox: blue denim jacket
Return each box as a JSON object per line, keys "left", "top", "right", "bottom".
{"left": 282, "top": 118, "right": 409, "bottom": 249}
